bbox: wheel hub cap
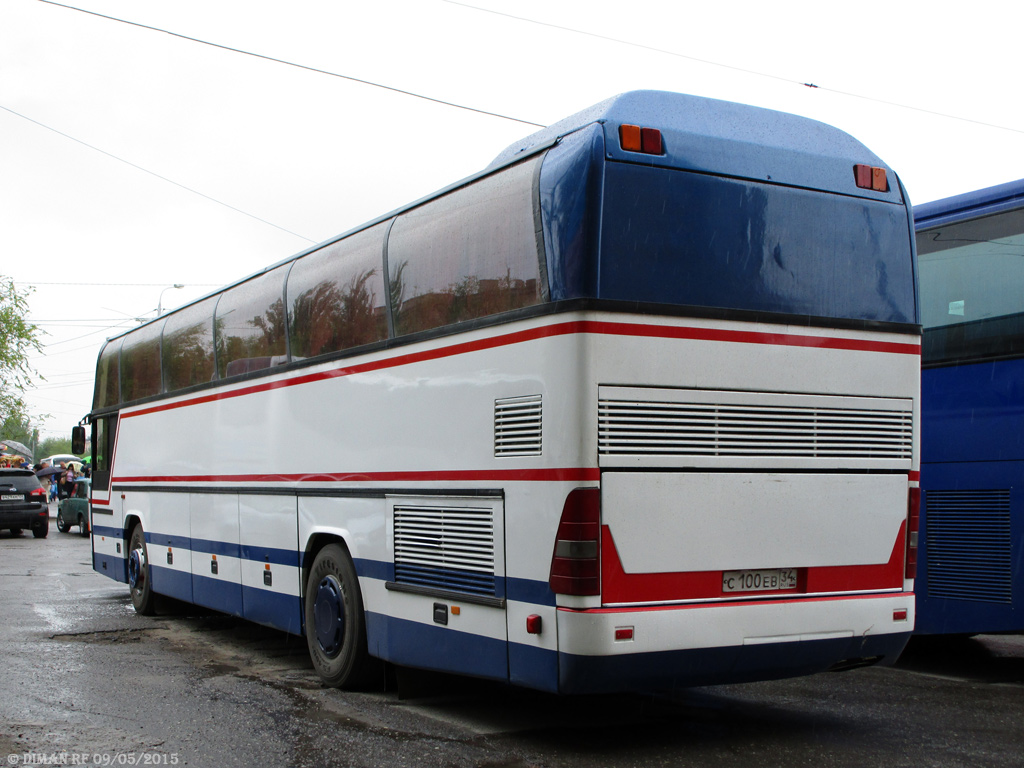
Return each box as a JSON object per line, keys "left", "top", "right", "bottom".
{"left": 128, "top": 548, "right": 144, "bottom": 588}
{"left": 313, "top": 575, "right": 345, "bottom": 656}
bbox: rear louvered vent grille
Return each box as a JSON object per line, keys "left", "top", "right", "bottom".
{"left": 925, "top": 490, "right": 1012, "bottom": 604}
{"left": 495, "top": 395, "right": 542, "bottom": 457}
{"left": 394, "top": 505, "right": 496, "bottom": 596}
{"left": 598, "top": 388, "right": 912, "bottom": 465}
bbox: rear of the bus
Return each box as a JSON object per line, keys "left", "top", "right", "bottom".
{"left": 533, "top": 91, "right": 920, "bottom": 694}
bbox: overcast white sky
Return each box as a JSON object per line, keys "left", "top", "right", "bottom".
{"left": 3, "top": 0, "right": 1023, "bottom": 442}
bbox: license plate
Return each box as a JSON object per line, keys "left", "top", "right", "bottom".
{"left": 722, "top": 568, "right": 798, "bottom": 593}
{"left": 1, "top": 494, "right": 22, "bottom": 501}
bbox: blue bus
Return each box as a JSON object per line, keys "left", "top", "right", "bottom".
{"left": 916, "top": 178, "right": 1024, "bottom": 635}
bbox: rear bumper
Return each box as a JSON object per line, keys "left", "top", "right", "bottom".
{"left": 0, "top": 505, "right": 49, "bottom": 529}
{"left": 556, "top": 592, "right": 914, "bottom": 694}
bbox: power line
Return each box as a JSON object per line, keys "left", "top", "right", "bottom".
{"left": 0, "top": 103, "right": 319, "bottom": 243}
{"left": 37, "top": 0, "right": 545, "bottom": 129}
{"left": 444, "top": 0, "right": 1024, "bottom": 137}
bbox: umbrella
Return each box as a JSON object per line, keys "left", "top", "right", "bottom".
{"left": 0, "top": 439, "right": 33, "bottom": 459}
{"left": 36, "top": 466, "right": 65, "bottom": 478}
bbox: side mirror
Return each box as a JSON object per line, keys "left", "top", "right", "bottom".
{"left": 71, "top": 425, "right": 87, "bottom": 456}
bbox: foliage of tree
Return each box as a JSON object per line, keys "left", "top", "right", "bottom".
{"left": 39, "top": 435, "right": 74, "bottom": 457}
{"left": 0, "top": 276, "right": 43, "bottom": 422}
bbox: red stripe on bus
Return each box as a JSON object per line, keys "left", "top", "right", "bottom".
{"left": 121, "top": 320, "right": 920, "bottom": 419}
{"left": 111, "top": 468, "right": 601, "bottom": 484}
{"left": 600, "top": 522, "right": 906, "bottom": 604}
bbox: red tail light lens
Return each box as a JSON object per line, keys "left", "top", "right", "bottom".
{"left": 905, "top": 487, "right": 920, "bottom": 580}
{"left": 29, "top": 487, "right": 46, "bottom": 499}
{"left": 549, "top": 488, "right": 601, "bottom": 596}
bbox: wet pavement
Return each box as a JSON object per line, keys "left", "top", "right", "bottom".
{"left": 1, "top": 505, "right": 1022, "bottom": 767}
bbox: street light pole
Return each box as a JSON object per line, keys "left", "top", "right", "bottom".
{"left": 157, "top": 284, "right": 185, "bottom": 316}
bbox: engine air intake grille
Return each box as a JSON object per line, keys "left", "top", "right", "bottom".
{"left": 495, "top": 395, "right": 542, "bottom": 456}
{"left": 925, "top": 490, "right": 1012, "bottom": 604}
{"left": 394, "top": 504, "right": 496, "bottom": 596}
{"left": 598, "top": 387, "right": 912, "bottom": 468}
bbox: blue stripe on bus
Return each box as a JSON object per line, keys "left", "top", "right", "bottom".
{"left": 241, "top": 585, "right": 303, "bottom": 635}
{"left": 509, "top": 641, "right": 559, "bottom": 693}
{"left": 555, "top": 631, "right": 912, "bottom": 694}
{"left": 93, "top": 551, "right": 128, "bottom": 583}
{"left": 354, "top": 557, "right": 394, "bottom": 582}
{"left": 365, "top": 611, "right": 509, "bottom": 682}
{"left": 92, "top": 524, "right": 124, "bottom": 539}
{"left": 150, "top": 564, "right": 193, "bottom": 604}
{"left": 139, "top": 530, "right": 300, "bottom": 567}
{"left": 192, "top": 573, "right": 244, "bottom": 617}
{"left": 506, "top": 577, "right": 556, "bottom": 606}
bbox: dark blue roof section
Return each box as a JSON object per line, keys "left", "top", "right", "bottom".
{"left": 490, "top": 90, "right": 899, "bottom": 201}
{"left": 914, "top": 178, "right": 1024, "bottom": 228}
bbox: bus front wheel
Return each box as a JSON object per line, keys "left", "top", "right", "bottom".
{"left": 128, "top": 524, "right": 156, "bottom": 615}
{"left": 304, "top": 543, "right": 378, "bottom": 689}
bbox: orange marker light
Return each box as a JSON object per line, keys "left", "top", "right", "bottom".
{"left": 619, "top": 124, "right": 642, "bottom": 152}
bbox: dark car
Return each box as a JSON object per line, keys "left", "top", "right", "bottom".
{"left": 57, "top": 478, "right": 91, "bottom": 536}
{"left": 0, "top": 468, "right": 49, "bottom": 538}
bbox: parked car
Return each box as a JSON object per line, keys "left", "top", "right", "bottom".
{"left": 0, "top": 468, "right": 49, "bottom": 538}
{"left": 57, "top": 478, "right": 91, "bottom": 536}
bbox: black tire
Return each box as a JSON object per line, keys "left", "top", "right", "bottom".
{"left": 10, "top": 528, "right": 22, "bottom": 537}
{"left": 56, "top": 516, "right": 70, "bottom": 533}
{"left": 128, "top": 523, "right": 156, "bottom": 615}
{"left": 78, "top": 514, "right": 90, "bottom": 537}
{"left": 32, "top": 520, "right": 48, "bottom": 539}
{"left": 304, "top": 543, "right": 379, "bottom": 689}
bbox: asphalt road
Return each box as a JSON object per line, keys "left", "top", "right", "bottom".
{"left": 1, "top": 505, "right": 1022, "bottom": 768}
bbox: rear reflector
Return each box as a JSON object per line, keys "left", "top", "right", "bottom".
{"left": 526, "top": 614, "right": 542, "bottom": 635}
{"left": 549, "top": 488, "right": 601, "bottom": 596}
{"left": 614, "top": 627, "right": 634, "bottom": 641}
{"left": 905, "top": 487, "right": 920, "bottom": 580}
{"left": 893, "top": 609, "right": 908, "bottom": 622}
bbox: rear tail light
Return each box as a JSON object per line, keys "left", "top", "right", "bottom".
{"left": 619, "top": 124, "right": 663, "bottom": 155}
{"left": 29, "top": 487, "right": 46, "bottom": 499}
{"left": 905, "top": 487, "right": 920, "bottom": 580}
{"left": 549, "top": 488, "right": 601, "bottom": 596}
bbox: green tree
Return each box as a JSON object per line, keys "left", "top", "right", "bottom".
{"left": 0, "top": 276, "right": 43, "bottom": 422}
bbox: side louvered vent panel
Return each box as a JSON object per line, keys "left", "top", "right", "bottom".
{"left": 394, "top": 505, "right": 496, "bottom": 596}
{"left": 926, "top": 490, "right": 1012, "bottom": 604}
{"left": 495, "top": 395, "right": 542, "bottom": 456}
{"left": 598, "top": 388, "right": 912, "bottom": 466}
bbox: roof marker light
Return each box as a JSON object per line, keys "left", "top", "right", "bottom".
{"left": 620, "top": 124, "right": 663, "bottom": 155}
{"left": 854, "top": 163, "right": 889, "bottom": 192}
{"left": 619, "top": 124, "right": 642, "bottom": 152}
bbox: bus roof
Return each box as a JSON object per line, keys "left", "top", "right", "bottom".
{"left": 914, "top": 177, "right": 1024, "bottom": 228}
{"left": 490, "top": 90, "right": 898, "bottom": 201}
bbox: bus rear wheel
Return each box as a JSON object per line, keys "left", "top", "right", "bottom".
{"left": 304, "top": 543, "right": 378, "bottom": 689}
{"left": 128, "top": 523, "right": 156, "bottom": 615}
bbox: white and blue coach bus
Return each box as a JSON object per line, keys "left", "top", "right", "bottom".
{"left": 75, "top": 91, "right": 921, "bottom": 694}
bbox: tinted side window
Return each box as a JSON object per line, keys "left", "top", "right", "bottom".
{"left": 216, "top": 267, "right": 289, "bottom": 378}
{"left": 387, "top": 157, "right": 543, "bottom": 336}
{"left": 918, "top": 208, "right": 1024, "bottom": 365}
{"left": 162, "top": 296, "right": 217, "bottom": 391}
{"left": 120, "top": 320, "right": 165, "bottom": 402}
{"left": 287, "top": 222, "right": 388, "bottom": 359}
{"left": 93, "top": 338, "right": 122, "bottom": 410}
